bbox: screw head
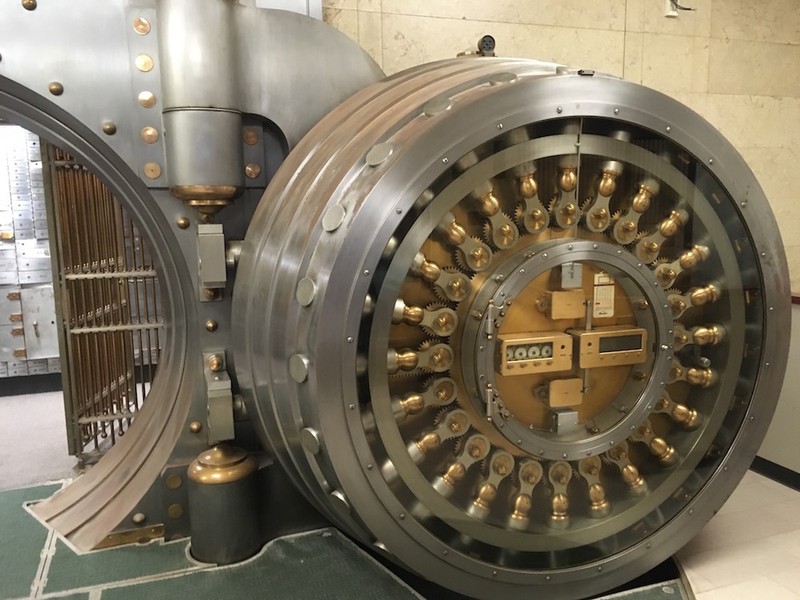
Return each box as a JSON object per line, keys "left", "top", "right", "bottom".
{"left": 245, "top": 163, "right": 261, "bottom": 179}
{"left": 141, "top": 126, "right": 159, "bottom": 143}
{"left": 204, "top": 319, "right": 218, "bottom": 332}
{"left": 48, "top": 82, "right": 64, "bottom": 96}
{"left": 102, "top": 122, "right": 117, "bottom": 135}
{"left": 133, "top": 17, "right": 151, "bottom": 35}
{"left": 189, "top": 421, "right": 203, "bottom": 433}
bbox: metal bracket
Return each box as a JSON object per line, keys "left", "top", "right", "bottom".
{"left": 204, "top": 351, "right": 235, "bottom": 444}
{"left": 197, "top": 224, "right": 227, "bottom": 294}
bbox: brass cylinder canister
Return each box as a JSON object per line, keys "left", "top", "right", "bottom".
{"left": 187, "top": 445, "right": 260, "bottom": 564}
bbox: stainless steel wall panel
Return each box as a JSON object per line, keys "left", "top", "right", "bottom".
{"left": 0, "top": 324, "right": 23, "bottom": 361}
{"left": 19, "top": 270, "right": 52, "bottom": 284}
{"left": 7, "top": 361, "right": 28, "bottom": 377}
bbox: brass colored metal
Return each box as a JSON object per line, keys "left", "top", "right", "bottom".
{"left": 189, "top": 421, "right": 203, "bottom": 433}
{"left": 686, "top": 367, "right": 718, "bottom": 387}
{"left": 245, "top": 163, "right": 261, "bottom": 179}
{"left": 21, "top": 0, "right": 36, "bottom": 9}
{"left": 167, "top": 504, "right": 184, "bottom": 519}
{"left": 476, "top": 191, "right": 501, "bottom": 217}
{"left": 208, "top": 354, "right": 225, "bottom": 372}
{"left": 176, "top": 217, "right": 190, "bottom": 229}
{"left": 6, "top": 291, "right": 20, "bottom": 301}
{"left": 415, "top": 432, "right": 442, "bottom": 455}
{"left": 135, "top": 54, "right": 154, "bottom": 72}
{"left": 11, "top": 327, "right": 24, "bottom": 336}
{"left": 691, "top": 284, "right": 719, "bottom": 306}
{"left": 692, "top": 325, "right": 724, "bottom": 346}
{"left": 588, "top": 207, "right": 609, "bottom": 230}
{"left": 613, "top": 182, "right": 657, "bottom": 245}
{"left": 95, "top": 525, "right": 164, "bottom": 549}
{"left": 392, "top": 349, "right": 418, "bottom": 373}
{"left": 9, "top": 313, "right": 22, "bottom": 322}
{"left": 165, "top": 474, "right": 183, "bottom": 490}
{"left": 13, "top": 349, "right": 26, "bottom": 358}
{"left": 243, "top": 129, "right": 260, "bottom": 145}
{"left": 413, "top": 253, "right": 440, "bottom": 283}
{"left": 440, "top": 215, "right": 466, "bottom": 245}
{"left": 548, "top": 289, "right": 586, "bottom": 320}
{"left": 548, "top": 461, "right": 573, "bottom": 527}
{"left": 547, "top": 378, "right": 584, "bottom": 408}
{"left": 169, "top": 185, "right": 243, "bottom": 214}
{"left": 132, "top": 512, "right": 146, "bottom": 524}
{"left": 102, "top": 122, "right": 117, "bottom": 135}
{"left": 203, "top": 288, "right": 219, "bottom": 300}
{"left": 143, "top": 162, "right": 161, "bottom": 179}
{"left": 497, "top": 332, "right": 573, "bottom": 375}
{"left": 672, "top": 403, "right": 702, "bottom": 429}
{"left": 656, "top": 245, "right": 710, "bottom": 287}
{"left": 470, "top": 246, "right": 490, "bottom": 269}
{"left": 632, "top": 421, "right": 678, "bottom": 467}
{"left": 635, "top": 209, "right": 689, "bottom": 263}
{"left": 205, "top": 319, "right": 218, "bottom": 332}
{"left": 187, "top": 445, "right": 258, "bottom": 485}
{"left": 508, "top": 459, "right": 543, "bottom": 530}
{"left": 399, "top": 393, "right": 425, "bottom": 416}
{"left": 579, "top": 456, "right": 610, "bottom": 517}
{"left": 680, "top": 245, "right": 710, "bottom": 269}
{"left": 441, "top": 462, "right": 467, "bottom": 487}
{"left": 137, "top": 91, "right": 157, "bottom": 108}
{"left": 605, "top": 442, "right": 647, "bottom": 494}
{"left": 668, "top": 284, "right": 720, "bottom": 319}
{"left": 631, "top": 185, "right": 655, "bottom": 213}
{"left": 598, "top": 172, "right": 617, "bottom": 197}
{"left": 140, "top": 126, "right": 159, "bottom": 143}
{"left": 518, "top": 173, "right": 537, "bottom": 198}
{"left": 656, "top": 392, "right": 702, "bottom": 430}
{"left": 559, "top": 168, "right": 577, "bottom": 192}
{"left": 570, "top": 325, "right": 647, "bottom": 369}
{"left": 48, "top": 82, "right": 64, "bottom": 96}
{"left": 473, "top": 482, "right": 498, "bottom": 511}
{"left": 674, "top": 323, "right": 724, "bottom": 350}
{"left": 0, "top": 231, "right": 14, "bottom": 240}
{"left": 559, "top": 202, "right": 578, "bottom": 226}
{"left": 132, "top": 17, "right": 151, "bottom": 35}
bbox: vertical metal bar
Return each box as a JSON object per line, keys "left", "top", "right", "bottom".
{"left": 42, "top": 143, "right": 80, "bottom": 456}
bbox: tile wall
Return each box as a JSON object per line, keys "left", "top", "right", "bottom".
{"left": 322, "top": 0, "right": 800, "bottom": 290}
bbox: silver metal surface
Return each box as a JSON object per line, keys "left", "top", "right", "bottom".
{"left": 197, "top": 223, "right": 227, "bottom": 289}
{"left": 0, "top": 0, "right": 382, "bottom": 552}
{"left": 19, "top": 285, "right": 57, "bottom": 359}
{"left": 232, "top": 58, "right": 790, "bottom": 599}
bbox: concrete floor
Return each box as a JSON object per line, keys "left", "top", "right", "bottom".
{"left": 0, "top": 390, "right": 79, "bottom": 490}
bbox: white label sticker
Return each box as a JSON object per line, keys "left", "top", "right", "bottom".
{"left": 593, "top": 272, "right": 615, "bottom": 318}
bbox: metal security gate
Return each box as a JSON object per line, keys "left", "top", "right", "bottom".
{"left": 45, "top": 144, "right": 163, "bottom": 461}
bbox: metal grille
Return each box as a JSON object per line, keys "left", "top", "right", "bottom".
{"left": 48, "top": 146, "right": 163, "bottom": 460}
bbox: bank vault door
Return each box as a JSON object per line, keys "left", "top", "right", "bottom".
{"left": 45, "top": 143, "right": 164, "bottom": 460}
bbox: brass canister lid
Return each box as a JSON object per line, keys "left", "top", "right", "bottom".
{"left": 187, "top": 444, "right": 258, "bottom": 485}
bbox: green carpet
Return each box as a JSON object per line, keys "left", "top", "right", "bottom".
{"left": 43, "top": 537, "right": 198, "bottom": 593}
{"left": 0, "top": 483, "right": 689, "bottom": 600}
{"left": 0, "top": 483, "right": 61, "bottom": 599}
{"left": 101, "top": 531, "right": 418, "bottom": 600}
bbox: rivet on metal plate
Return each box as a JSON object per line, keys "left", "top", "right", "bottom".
{"left": 489, "top": 72, "right": 518, "bottom": 86}
{"left": 322, "top": 204, "right": 346, "bottom": 232}
{"left": 366, "top": 142, "right": 394, "bottom": 167}
{"left": 423, "top": 97, "right": 453, "bottom": 117}
{"left": 296, "top": 277, "right": 316, "bottom": 306}
{"left": 289, "top": 354, "right": 310, "bottom": 383}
